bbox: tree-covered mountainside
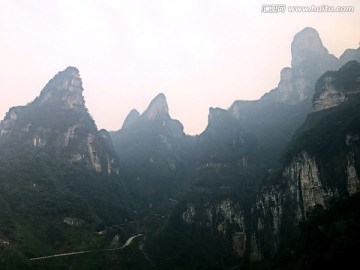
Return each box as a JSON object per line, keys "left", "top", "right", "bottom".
{"left": 0, "top": 67, "right": 138, "bottom": 269}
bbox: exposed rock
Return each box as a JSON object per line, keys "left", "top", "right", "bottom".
{"left": 0, "top": 107, "right": 22, "bottom": 138}
{"left": 291, "top": 27, "right": 331, "bottom": 67}
{"left": 313, "top": 60, "right": 360, "bottom": 111}
{"left": 143, "top": 93, "right": 168, "bottom": 121}
{"left": 182, "top": 204, "right": 196, "bottom": 224}
{"left": 63, "top": 217, "right": 85, "bottom": 227}
{"left": 313, "top": 76, "right": 347, "bottom": 111}
{"left": 62, "top": 125, "right": 79, "bottom": 146}
{"left": 346, "top": 153, "right": 360, "bottom": 195}
{"left": 35, "top": 66, "right": 85, "bottom": 109}
{"left": 181, "top": 199, "right": 246, "bottom": 257}
{"left": 262, "top": 27, "right": 338, "bottom": 104}
{"left": 0, "top": 66, "right": 120, "bottom": 175}
{"left": 87, "top": 133, "right": 102, "bottom": 172}
{"left": 284, "top": 151, "right": 334, "bottom": 217}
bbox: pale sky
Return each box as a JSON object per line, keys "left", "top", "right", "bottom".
{"left": 1, "top": 0, "right": 359, "bottom": 135}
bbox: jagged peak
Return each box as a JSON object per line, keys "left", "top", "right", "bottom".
{"left": 121, "top": 109, "right": 141, "bottom": 130}
{"left": 63, "top": 66, "right": 80, "bottom": 74}
{"left": 260, "top": 28, "right": 341, "bottom": 105}
{"left": 291, "top": 27, "right": 330, "bottom": 67}
{"left": 143, "top": 93, "right": 169, "bottom": 120}
{"left": 35, "top": 66, "right": 85, "bottom": 108}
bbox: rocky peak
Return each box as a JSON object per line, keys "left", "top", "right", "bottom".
{"left": 143, "top": 93, "right": 169, "bottom": 120}
{"left": 121, "top": 109, "right": 140, "bottom": 130}
{"left": 291, "top": 27, "right": 329, "bottom": 67}
{"left": 261, "top": 27, "right": 338, "bottom": 104}
{"left": 35, "top": 66, "right": 85, "bottom": 109}
{"left": 0, "top": 67, "right": 120, "bottom": 174}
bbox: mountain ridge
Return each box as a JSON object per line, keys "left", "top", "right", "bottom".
{"left": 0, "top": 27, "right": 360, "bottom": 269}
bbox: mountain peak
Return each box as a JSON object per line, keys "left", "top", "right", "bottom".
{"left": 261, "top": 27, "right": 339, "bottom": 104}
{"left": 121, "top": 109, "right": 140, "bottom": 130}
{"left": 143, "top": 93, "right": 169, "bottom": 120}
{"left": 63, "top": 66, "right": 80, "bottom": 75}
{"left": 35, "top": 66, "right": 85, "bottom": 109}
{"left": 291, "top": 27, "right": 329, "bottom": 67}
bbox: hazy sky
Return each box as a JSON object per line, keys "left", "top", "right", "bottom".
{"left": 1, "top": 1, "right": 359, "bottom": 135}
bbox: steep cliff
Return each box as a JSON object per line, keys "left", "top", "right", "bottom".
{"left": 251, "top": 60, "right": 360, "bottom": 260}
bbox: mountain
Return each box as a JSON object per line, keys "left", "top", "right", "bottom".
{"left": 262, "top": 27, "right": 338, "bottom": 104}
{"left": 1, "top": 27, "right": 360, "bottom": 270}
{"left": 110, "top": 93, "right": 194, "bottom": 211}
{"left": 191, "top": 27, "right": 340, "bottom": 184}
{"left": 135, "top": 29, "right": 360, "bottom": 269}
{"left": 0, "top": 67, "right": 141, "bottom": 269}
{"left": 339, "top": 47, "right": 360, "bottom": 66}
{"left": 0, "top": 67, "right": 119, "bottom": 174}
{"left": 251, "top": 60, "right": 360, "bottom": 263}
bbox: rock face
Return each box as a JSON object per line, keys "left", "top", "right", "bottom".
{"left": 0, "top": 66, "right": 119, "bottom": 174}
{"left": 182, "top": 199, "right": 247, "bottom": 257}
{"left": 250, "top": 60, "right": 360, "bottom": 260}
{"left": 313, "top": 60, "right": 360, "bottom": 111}
{"left": 313, "top": 76, "right": 347, "bottom": 111}
{"left": 143, "top": 93, "right": 169, "bottom": 121}
{"left": 35, "top": 66, "right": 85, "bottom": 108}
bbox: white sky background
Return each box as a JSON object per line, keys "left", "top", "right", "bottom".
{"left": 1, "top": 0, "right": 359, "bottom": 135}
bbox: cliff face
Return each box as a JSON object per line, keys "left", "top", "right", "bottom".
{"left": 313, "top": 60, "right": 360, "bottom": 111}
{"left": 182, "top": 199, "right": 247, "bottom": 257}
{"left": 251, "top": 61, "right": 360, "bottom": 260}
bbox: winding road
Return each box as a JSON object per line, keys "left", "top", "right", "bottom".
{"left": 29, "top": 234, "right": 143, "bottom": 261}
